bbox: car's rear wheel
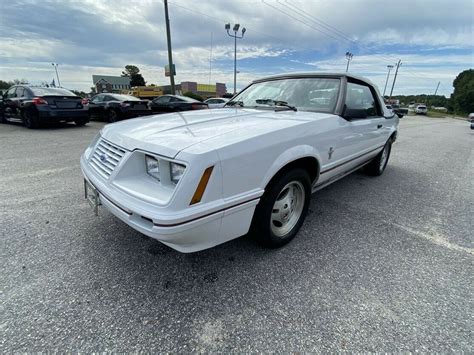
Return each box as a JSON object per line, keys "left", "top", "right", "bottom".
{"left": 23, "top": 109, "right": 39, "bottom": 129}
{"left": 0, "top": 109, "right": 6, "bottom": 123}
{"left": 75, "top": 118, "right": 88, "bottom": 126}
{"left": 251, "top": 168, "right": 311, "bottom": 248}
{"left": 365, "top": 139, "right": 392, "bottom": 176}
{"left": 107, "top": 109, "right": 119, "bottom": 123}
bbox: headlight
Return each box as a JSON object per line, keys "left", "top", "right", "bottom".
{"left": 170, "top": 162, "right": 186, "bottom": 184}
{"left": 145, "top": 155, "right": 160, "bottom": 181}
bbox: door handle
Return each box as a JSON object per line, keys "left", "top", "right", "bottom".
{"left": 377, "top": 124, "right": 383, "bottom": 129}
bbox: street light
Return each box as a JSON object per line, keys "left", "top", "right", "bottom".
{"left": 225, "top": 23, "right": 246, "bottom": 94}
{"left": 345, "top": 52, "right": 353, "bottom": 72}
{"left": 51, "top": 63, "right": 61, "bottom": 87}
{"left": 383, "top": 64, "right": 394, "bottom": 97}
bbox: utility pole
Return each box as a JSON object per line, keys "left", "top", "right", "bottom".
{"left": 209, "top": 32, "right": 213, "bottom": 86}
{"left": 345, "top": 52, "right": 353, "bottom": 72}
{"left": 433, "top": 81, "right": 440, "bottom": 96}
{"left": 389, "top": 60, "right": 402, "bottom": 99}
{"left": 51, "top": 63, "right": 61, "bottom": 87}
{"left": 383, "top": 65, "right": 394, "bottom": 97}
{"left": 164, "top": 0, "right": 175, "bottom": 94}
{"left": 225, "top": 23, "right": 246, "bottom": 94}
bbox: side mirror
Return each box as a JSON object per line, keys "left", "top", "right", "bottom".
{"left": 343, "top": 105, "right": 367, "bottom": 120}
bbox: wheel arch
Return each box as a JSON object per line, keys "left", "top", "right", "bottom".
{"left": 261, "top": 146, "right": 321, "bottom": 190}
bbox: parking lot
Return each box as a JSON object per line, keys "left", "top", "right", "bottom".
{"left": 1, "top": 116, "right": 472, "bottom": 351}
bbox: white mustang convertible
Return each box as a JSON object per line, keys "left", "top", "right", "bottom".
{"left": 81, "top": 73, "right": 399, "bottom": 252}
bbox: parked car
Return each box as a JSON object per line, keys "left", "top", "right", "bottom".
{"left": 204, "top": 97, "right": 229, "bottom": 109}
{"left": 469, "top": 113, "right": 474, "bottom": 129}
{"left": 81, "top": 73, "right": 398, "bottom": 253}
{"left": 0, "top": 86, "right": 88, "bottom": 128}
{"left": 390, "top": 103, "right": 408, "bottom": 117}
{"left": 415, "top": 104, "right": 427, "bottom": 115}
{"left": 87, "top": 94, "right": 150, "bottom": 122}
{"left": 149, "top": 95, "right": 208, "bottom": 113}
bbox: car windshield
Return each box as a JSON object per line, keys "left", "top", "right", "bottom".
{"left": 111, "top": 94, "right": 140, "bottom": 101}
{"left": 228, "top": 77, "right": 341, "bottom": 113}
{"left": 31, "top": 87, "right": 76, "bottom": 96}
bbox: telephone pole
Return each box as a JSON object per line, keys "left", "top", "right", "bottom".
{"left": 164, "top": 0, "right": 175, "bottom": 94}
{"left": 51, "top": 63, "right": 61, "bottom": 87}
{"left": 433, "top": 81, "right": 440, "bottom": 96}
{"left": 389, "top": 59, "right": 402, "bottom": 99}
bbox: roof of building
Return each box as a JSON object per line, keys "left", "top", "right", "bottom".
{"left": 92, "top": 75, "right": 130, "bottom": 85}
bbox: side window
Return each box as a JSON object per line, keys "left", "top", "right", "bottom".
{"left": 104, "top": 95, "right": 115, "bottom": 101}
{"left": 6, "top": 87, "right": 17, "bottom": 98}
{"left": 346, "top": 82, "right": 380, "bottom": 117}
{"left": 91, "top": 95, "right": 103, "bottom": 103}
{"left": 156, "top": 96, "right": 171, "bottom": 103}
{"left": 16, "top": 87, "right": 25, "bottom": 98}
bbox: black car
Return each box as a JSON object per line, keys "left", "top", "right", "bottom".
{"left": 149, "top": 95, "right": 208, "bottom": 113}
{"left": 0, "top": 86, "right": 88, "bottom": 128}
{"left": 87, "top": 94, "right": 151, "bottom": 122}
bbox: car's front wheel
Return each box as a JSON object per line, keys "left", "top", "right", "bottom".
{"left": 75, "top": 118, "right": 88, "bottom": 126}
{"left": 251, "top": 168, "right": 311, "bottom": 248}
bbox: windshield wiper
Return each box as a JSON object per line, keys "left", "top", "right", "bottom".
{"left": 225, "top": 100, "right": 244, "bottom": 107}
{"left": 255, "top": 99, "right": 297, "bottom": 111}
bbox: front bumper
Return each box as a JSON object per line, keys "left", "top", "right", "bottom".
{"left": 80, "top": 154, "right": 260, "bottom": 253}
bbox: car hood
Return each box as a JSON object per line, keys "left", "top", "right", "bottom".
{"left": 101, "top": 108, "right": 330, "bottom": 158}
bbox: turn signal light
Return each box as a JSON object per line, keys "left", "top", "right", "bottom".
{"left": 190, "top": 166, "right": 214, "bottom": 205}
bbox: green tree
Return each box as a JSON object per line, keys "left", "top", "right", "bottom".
{"left": 183, "top": 91, "right": 204, "bottom": 102}
{"left": 451, "top": 69, "right": 474, "bottom": 114}
{"left": 121, "top": 65, "right": 146, "bottom": 87}
{"left": 0, "top": 80, "right": 14, "bottom": 91}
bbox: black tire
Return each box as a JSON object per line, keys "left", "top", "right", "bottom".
{"left": 23, "top": 109, "right": 39, "bottom": 129}
{"left": 365, "top": 140, "right": 392, "bottom": 176}
{"left": 75, "top": 118, "right": 89, "bottom": 126}
{"left": 251, "top": 168, "right": 311, "bottom": 248}
{"left": 107, "top": 109, "right": 119, "bottom": 123}
{"left": 0, "top": 109, "right": 6, "bottom": 123}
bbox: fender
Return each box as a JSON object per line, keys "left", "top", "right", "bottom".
{"left": 260, "top": 144, "right": 322, "bottom": 188}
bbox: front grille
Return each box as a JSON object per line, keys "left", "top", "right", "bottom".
{"left": 90, "top": 139, "right": 126, "bottom": 178}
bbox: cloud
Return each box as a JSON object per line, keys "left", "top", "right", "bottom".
{"left": 0, "top": 0, "right": 472, "bottom": 96}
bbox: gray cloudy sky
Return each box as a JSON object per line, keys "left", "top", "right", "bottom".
{"left": 0, "top": 0, "right": 473, "bottom": 96}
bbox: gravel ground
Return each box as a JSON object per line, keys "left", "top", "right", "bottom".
{"left": 1, "top": 116, "right": 472, "bottom": 352}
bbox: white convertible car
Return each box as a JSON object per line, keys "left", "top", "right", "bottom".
{"left": 81, "top": 73, "right": 399, "bottom": 252}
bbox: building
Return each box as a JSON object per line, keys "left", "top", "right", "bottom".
{"left": 92, "top": 75, "right": 131, "bottom": 93}
{"left": 161, "top": 82, "right": 227, "bottom": 98}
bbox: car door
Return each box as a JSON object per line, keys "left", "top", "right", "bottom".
{"left": 344, "top": 81, "right": 386, "bottom": 154}
{"left": 3, "top": 87, "right": 20, "bottom": 120}
{"left": 88, "top": 94, "right": 105, "bottom": 119}
{"left": 151, "top": 96, "right": 171, "bottom": 113}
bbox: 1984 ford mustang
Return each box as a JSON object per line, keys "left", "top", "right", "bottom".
{"left": 81, "top": 73, "right": 399, "bottom": 252}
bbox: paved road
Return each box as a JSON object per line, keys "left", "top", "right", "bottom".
{"left": 1, "top": 116, "right": 472, "bottom": 352}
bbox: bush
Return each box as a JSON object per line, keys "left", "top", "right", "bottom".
{"left": 183, "top": 91, "right": 204, "bottom": 102}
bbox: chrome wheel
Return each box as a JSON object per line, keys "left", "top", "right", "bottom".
{"left": 271, "top": 181, "right": 305, "bottom": 237}
{"left": 379, "top": 144, "right": 389, "bottom": 171}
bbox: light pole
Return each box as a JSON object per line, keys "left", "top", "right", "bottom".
{"left": 383, "top": 65, "right": 394, "bottom": 97}
{"left": 389, "top": 59, "right": 402, "bottom": 100}
{"left": 225, "top": 23, "right": 246, "bottom": 94}
{"left": 51, "top": 63, "right": 61, "bottom": 87}
{"left": 345, "top": 52, "right": 353, "bottom": 72}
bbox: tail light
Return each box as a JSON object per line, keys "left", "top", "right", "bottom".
{"left": 191, "top": 103, "right": 208, "bottom": 110}
{"left": 32, "top": 97, "right": 48, "bottom": 105}
{"left": 81, "top": 98, "right": 89, "bottom": 105}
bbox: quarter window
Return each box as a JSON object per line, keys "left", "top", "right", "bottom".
{"left": 345, "top": 82, "right": 380, "bottom": 117}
